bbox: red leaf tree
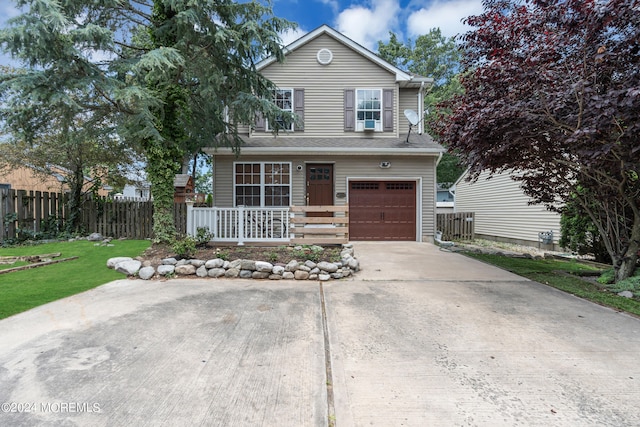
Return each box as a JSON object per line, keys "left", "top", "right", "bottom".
{"left": 437, "top": 0, "right": 640, "bottom": 281}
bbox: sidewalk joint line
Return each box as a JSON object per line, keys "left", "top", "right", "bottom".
{"left": 319, "top": 282, "right": 336, "bottom": 426}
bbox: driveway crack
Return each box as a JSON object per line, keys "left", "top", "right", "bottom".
{"left": 319, "top": 282, "right": 336, "bottom": 426}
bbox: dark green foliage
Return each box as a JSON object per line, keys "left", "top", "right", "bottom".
{"left": 560, "top": 197, "right": 610, "bottom": 263}
{"left": 437, "top": 0, "right": 640, "bottom": 281}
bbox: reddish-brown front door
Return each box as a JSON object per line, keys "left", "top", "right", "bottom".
{"left": 306, "top": 164, "right": 334, "bottom": 217}
{"left": 349, "top": 181, "right": 417, "bottom": 240}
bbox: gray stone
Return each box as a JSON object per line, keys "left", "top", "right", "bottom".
{"left": 175, "top": 259, "right": 188, "bottom": 266}
{"left": 330, "top": 272, "right": 343, "bottom": 279}
{"left": 205, "top": 258, "right": 224, "bottom": 269}
{"left": 272, "top": 265, "right": 285, "bottom": 275}
{"left": 229, "top": 260, "right": 242, "bottom": 269}
{"left": 190, "top": 259, "right": 206, "bottom": 267}
{"left": 175, "top": 264, "right": 196, "bottom": 275}
{"left": 116, "top": 260, "right": 142, "bottom": 276}
{"left": 297, "top": 265, "right": 311, "bottom": 273}
{"left": 304, "top": 260, "right": 317, "bottom": 269}
{"left": 162, "top": 257, "right": 178, "bottom": 265}
{"left": 283, "top": 272, "right": 295, "bottom": 280}
{"left": 618, "top": 291, "right": 634, "bottom": 298}
{"left": 309, "top": 274, "right": 318, "bottom": 280}
{"left": 294, "top": 270, "right": 310, "bottom": 280}
{"left": 240, "top": 260, "right": 256, "bottom": 271}
{"left": 157, "top": 265, "right": 175, "bottom": 276}
{"left": 318, "top": 273, "right": 331, "bottom": 281}
{"left": 239, "top": 270, "right": 253, "bottom": 278}
{"left": 317, "top": 261, "right": 339, "bottom": 273}
{"left": 208, "top": 268, "right": 226, "bottom": 278}
{"left": 196, "top": 266, "right": 208, "bottom": 277}
{"left": 252, "top": 271, "right": 270, "bottom": 279}
{"left": 310, "top": 267, "right": 320, "bottom": 275}
{"left": 255, "top": 261, "right": 274, "bottom": 272}
{"left": 142, "top": 260, "right": 152, "bottom": 268}
{"left": 285, "top": 260, "right": 299, "bottom": 272}
{"left": 223, "top": 261, "right": 231, "bottom": 269}
{"left": 138, "top": 266, "right": 155, "bottom": 280}
{"left": 88, "top": 232, "right": 103, "bottom": 241}
{"left": 107, "top": 257, "right": 133, "bottom": 269}
{"left": 347, "top": 258, "right": 359, "bottom": 270}
{"left": 225, "top": 268, "right": 240, "bottom": 278}
{"left": 269, "top": 274, "right": 283, "bottom": 280}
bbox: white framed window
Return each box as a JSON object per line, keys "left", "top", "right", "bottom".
{"left": 266, "top": 89, "right": 294, "bottom": 131}
{"left": 356, "top": 88, "right": 382, "bottom": 131}
{"left": 234, "top": 162, "right": 291, "bottom": 207}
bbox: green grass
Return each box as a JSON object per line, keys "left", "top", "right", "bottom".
{"left": 464, "top": 252, "right": 640, "bottom": 317}
{"left": 0, "top": 240, "right": 150, "bottom": 319}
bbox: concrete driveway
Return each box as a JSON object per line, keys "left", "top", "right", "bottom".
{"left": 1, "top": 242, "right": 639, "bottom": 426}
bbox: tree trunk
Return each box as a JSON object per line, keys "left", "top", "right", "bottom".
{"left": 65, "top": 164, "right": 85, "bottom": 234}
{"left": 615, "top": 213, "right": 640, "bottom": 282}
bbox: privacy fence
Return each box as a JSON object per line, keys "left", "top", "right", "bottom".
{"left": 0, "top": 188, "right": 186, "bottom": 242}
{"left": 1, "top": 188, "right": 474, "bottom": 243}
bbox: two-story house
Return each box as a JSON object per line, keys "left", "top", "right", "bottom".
{"left": 203, "top": 25, "right": 444, "bottom": 242}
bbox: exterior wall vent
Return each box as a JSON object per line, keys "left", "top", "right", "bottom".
{"left": 316, "top": 48, "right": 333, "bottom": 65}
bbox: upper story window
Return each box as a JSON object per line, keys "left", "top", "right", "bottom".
{"left": 356, "top": 89, "right": 382, "bottom": 132}
{"left": 345, "top": 88, "right": 392, "bottom": 133}
{"left": 267, "top": 89, "right": 294, "bottom": 131}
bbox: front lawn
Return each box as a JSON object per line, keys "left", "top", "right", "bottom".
{"left": 0, "top": 239, "right": 150, "bottom": 319}
{"left": 464, "top": 252, "right": 640, "bottom": 317}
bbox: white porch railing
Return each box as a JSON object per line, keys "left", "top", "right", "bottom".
{"left": 186, "top": 205, "right": 290, "bottom": 245}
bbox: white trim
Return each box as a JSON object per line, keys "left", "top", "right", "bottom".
{"left": 266, "top": 88, "right": 294, "bottom": 132}
{"left": 207, "top": 147, "right": 444, "bottom": 156}
{"left": 233, "top": 161, "right": 292, "bottom": 207}
{"left": 355, "top": 88, "right": 382, "bottom": 132}
{"left": 346, "top": 177, "right": 422, "bottom": 242}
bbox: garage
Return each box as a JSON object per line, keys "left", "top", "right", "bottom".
{"left": 349, "top": 181, "right": 417, "bottom": 241}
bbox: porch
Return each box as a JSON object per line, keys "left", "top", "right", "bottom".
{"left": 185, "top": 204, "right": 349, "bottom": 245}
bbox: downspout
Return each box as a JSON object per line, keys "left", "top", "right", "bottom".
{"left": 418, "top": 81, "right": 425, "bottom": 135}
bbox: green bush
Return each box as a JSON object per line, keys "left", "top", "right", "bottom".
{"left": 171, "top": 235, "right": 197, "bottom": 259}
{"left": 604, "top": 271, "right": 640, "bottom": 294}
{"left": 597, "top": 269, "right": 615, "bottom": 285}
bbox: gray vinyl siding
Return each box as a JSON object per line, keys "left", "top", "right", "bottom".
{"left": 212, "top": 154, "right": 438, "bottom": 241}
{"left": 256, "top": 34, "right": 398, "bottom": 138}
{"left": 454, "top": 170, "right": 561, "bottom": 245}
{"left": 399, "top": 89, "right": 421, "bottom": 136}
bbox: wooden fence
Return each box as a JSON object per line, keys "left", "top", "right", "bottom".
{"left": 0, "top": 188, "right": 186, "bottom": 242}
{"left": 436, "top": 212, "right": 475, "bottom": 241}
{"left": 290, "top": 205, "right": 349, "bottom": 245}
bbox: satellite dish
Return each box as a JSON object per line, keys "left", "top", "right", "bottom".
{"left": 404, "top": 109, "right": 420, "bottom": 126}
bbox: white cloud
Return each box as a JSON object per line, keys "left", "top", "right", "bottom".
{"left": 316, "top": 0, "right": 340, "bottom": 15}
{"left": 407, "top": 0, "right": 484, "bottom": 40}
{"left": 279, "top": 27, "right": 308, "bottom": 47}
{"left": 335, "top": 0, "right": 400, "bottom": 50}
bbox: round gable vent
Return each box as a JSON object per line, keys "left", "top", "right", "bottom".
{"left": 316, "top": 48, "right": 333, "bottom": 65}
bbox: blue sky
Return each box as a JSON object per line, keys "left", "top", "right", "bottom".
{"left": 0, "top": 0, "right": 483, "bottom": 67}
{"left": 272, "top": 0, "right": 484, "bottom": 49}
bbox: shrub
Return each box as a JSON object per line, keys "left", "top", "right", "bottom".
{"left": 171, "top": 235, "right": 197, "bottom": 259}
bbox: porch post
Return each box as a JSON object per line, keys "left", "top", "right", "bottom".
{"left": 237, "top": 205, "right": 245, "bottom": 246}
{"left": 185, "top": 199, "right": 194, "bottom": 236}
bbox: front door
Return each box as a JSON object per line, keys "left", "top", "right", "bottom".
{"left": 306, "top": 164, "right": 334, "bottom": 217}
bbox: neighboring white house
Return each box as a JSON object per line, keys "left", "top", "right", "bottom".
{"left": 453, "top": 169, "right": 561, "bottom": 249}
{"left": 436, "top": 184, "right": 455, "bottom": 214}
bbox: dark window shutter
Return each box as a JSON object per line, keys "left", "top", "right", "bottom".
{"left": 383, "top": 89, "right": 394, "bottom": 132}
{"left": 294, "top": 88, "right": 304, "bottom": 131}
{"left": 344, "top": 88, "right": 355, "bottom": 132}
{"left": 254, "top": 113, "right": 265, "bottom": 132}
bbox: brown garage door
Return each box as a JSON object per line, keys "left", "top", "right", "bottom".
{"left": 349, "top": 181, "right": 417, "bottom": 241}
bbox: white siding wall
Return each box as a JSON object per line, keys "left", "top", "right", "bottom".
{"left": 398, "top": 89, "right": 420, "bottom": 136}
{"left": 213, "top": 154, "right": 438, "bottom": 241}
{"left": 454, "top": 170, "right": 561, "bottom": 245}
{"left": 256, "top": 34, "right": 398, "bottom": 138}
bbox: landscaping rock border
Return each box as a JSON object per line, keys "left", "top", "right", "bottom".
{"left": 107, "top": 244, "right": 359, "bottom": 281}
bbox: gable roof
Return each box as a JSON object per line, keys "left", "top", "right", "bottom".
{"left": 257, "top": 25, "right": 433, "bottom": 88}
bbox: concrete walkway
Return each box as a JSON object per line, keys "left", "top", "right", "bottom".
{"left": 1, "top": 242, "right": 639, "bottom": 426}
